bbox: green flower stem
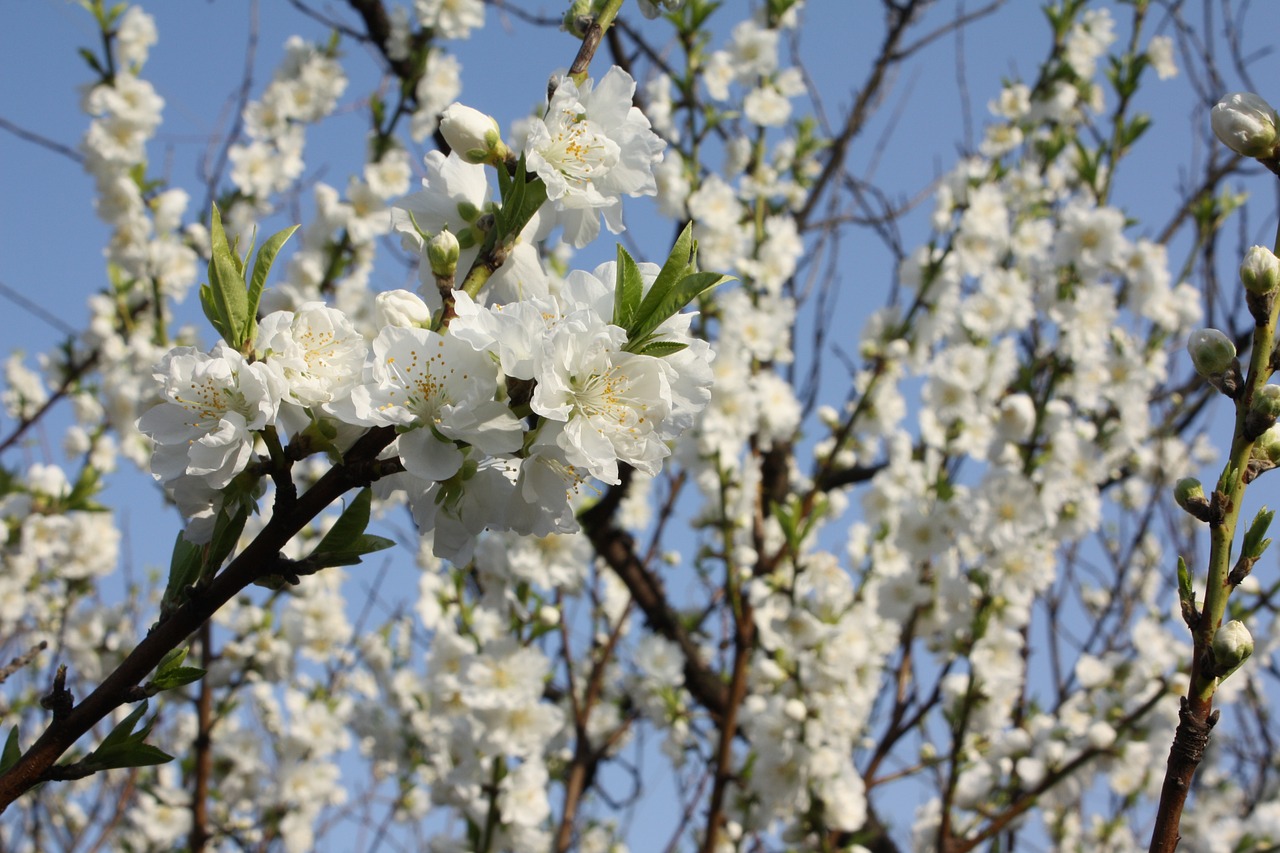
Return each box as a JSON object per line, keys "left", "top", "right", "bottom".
{"left": 1151, "top": 221, "right": 1280, "bottom": 853}
{"left": 1191, "top": 219, "right": 1280, "bottom": 705}
{"left": 567, "top": 0, "right": 625, "bottom": 87}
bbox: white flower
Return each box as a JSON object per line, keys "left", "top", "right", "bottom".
{"left": 338, "top": 326, "right": 524, "bottom": 480}
{"left": 498, "top": 759, "right": 551, "bottom": 827}
{"left": 414, "top": 0, "right": 485, "bottom": 40}
{"left": 1147, "top": 35, "right": 1177, "bottom": 80}
{"left": 743, "top": 85, "right": 792, "bottom": 127}
{"left": 412, "top": 51, "right": 462, "bottom": 142}
{"left": 138, "top": 344, "right": 282, "bottom": 489}
{"left": 256, "top": 302, "right": 368, "bottom": 410}
{"left": 530, "top": 311, "right": 674, "bottom": 485}
{"left": 523, "top": 67, "right": 666, "bottom": 248}
{"left": 116, "top": 7, "right": 158, "bottom": 68}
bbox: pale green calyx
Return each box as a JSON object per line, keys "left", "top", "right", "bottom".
{"left": 439, "top": 103, "right": 509, "bottom": 166}
{"left": 1173, "top": 477, "right": 1209, "bottom": 518}
{"left": 1211, "top": 92, "right": 1280, "bottom": 159}
{"left": 1212, "top": 620, "right": 1253, "bottom": 681}
{"left": 1187, "top": 328, "right": 1236, "bottom": 377}
{"left": 1241, "top": 245, "right": 1280, "bottom": 295}
{"left": 1255, "top": 424, "right": 1280, "bottom": 466}
{"left": 1254, "top": 384, "right": 1280, "bottom": 419}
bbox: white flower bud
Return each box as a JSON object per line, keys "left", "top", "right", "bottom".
{"left": 439, "top": 103, "right": 508, "bottom": 165}
{"left": 1187, "top": 328, "right": 1236, "bottom": 377}
{"left": 1211, "top": 92, "right": 1280, "bottom": 158}
{"left": 1241, "top": 245, "right": 1280, "bottom": 295}
{"left": 374, "top": 289, "right": 432, "bottom": 329}
{"left": 1212, "top": 620, "right": 1253, "bottom": 678}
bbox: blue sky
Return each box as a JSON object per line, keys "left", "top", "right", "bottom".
{"left": 5, "top": 0, "right": 1280, "bottom": 848}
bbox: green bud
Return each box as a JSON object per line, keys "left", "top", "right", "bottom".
{"left": 1187, "top": 328, "right": 1236, "bottom": 377}
{"left": 1255, "top": 384, "right": 1280, "bottom": 419}
{"left": 1174, "top": 477, "right": 1207, "bottom": 511}
{"left": 1255, "top": 424, "right": 1280, "bottom": 466}
{"left": 1212, "top": 620, "right": 1253, "bottom": 680}
{"left": 427, "top": 229, "right": 460, "bottom": 279}
{"left": 1241, "top": 245, "right": 1280, "bottom": 294}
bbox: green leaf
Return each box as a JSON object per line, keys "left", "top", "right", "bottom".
{"left": 155, "top": 647, "right": 188, "bottom": 675}
{"left": 305, "top": 488, "right": 396, "bottom": 568}
{"left": 306, "top": 534, "right": 396, "bottom": 569}
{"left": 314, "top": 487, "right": 374, "bottom": 553}
{"left": 494, "top": 157, "right": 548, "bottom": 244}
{"left": 633, "top": 223, "right": 696, "bottom": 327}
{"left": 612, "top": 244, "right": 645, "bottom": 330}
{"left": 160, "top": 532, "right": 203, "bottom": 618}
{"left": 206, "top": 204, "right": 250, "bottom": 348}
{"left": 84, "top": 742, "right": 174, "bottom": 772}
{"left": 1244, "top": 506, "right": 1275, "bottom": 559}
{"left": 634, "top": 340, "right": 689, "bottom": 358}
{"left": 147, "top": 667, "right": 206, "bottom": 694}
{"left": 198, "top": 283, "right": 230, "bottom": 344}
{"left": 0, "top": 727, "right": 19, "bottom": 774}
{"left": 202, "top": 498, "right": 252, "bottom": 581}
{"left": 95, "top": 702, "right": 149, "bottom": 755}
{"left": 625, "top": 271, "right": 732, "bottom": 351}
{"left": 245, "top": 224, "right": 299, "bottom": 342}
{"left": 77, "top": 47, "right": 104, "bottom": 76}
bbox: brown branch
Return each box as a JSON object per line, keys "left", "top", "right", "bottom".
{"left": 0, "top": 641, "right": 47, "bottom": 686}
{"left": 0, "top": 426, "right": 398, "bottom": 812}
{"left": 1149, "top": 697, "right": 1220, "bottom": 853}
{"left": 188, "top": 623, "right": 214, "bottom": 852}
{"left": 579, "top": 470, "right": 728, "bottom": 723}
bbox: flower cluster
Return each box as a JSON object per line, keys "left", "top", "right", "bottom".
{"left": 229, "top": 37, "right": 347, "bottom": 204}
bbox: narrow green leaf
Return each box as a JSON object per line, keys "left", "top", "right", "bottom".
{"left": 155, "top": 647, "right": 187, "bottom": 677}
{"left": 85, "top": 742, "right": 174, "bottom": 771}
{"left": 147, "top": 666, "right": 206, "bottom": 694}
{"left": 245, "top": 224, "right": 299, "bottom": 342}
{"left": 634, "top": 223, "right": 696, "bottom": 319}
{"left": 312, "top": 487, "right": 374, "bottom": 556}
{"left": 626, "top": 271, "right": 732, "bottom": 350}
{"left": 0, "top": 727, "right": 19, "bottom": 774}
{"left": 207, "top": 204, "right": 249, "bottom": 347}
{"left": 306, "top": 489, "right": 395, "bottom": 569}
{"left": 198, "top": 284, "right": 231, "bottom": 343}
{"left": 635, "top": 340, "right": 689, "bottom": 358}
{"left": 77, "top": 47, "right": 104, "bottom": 76}
{"left": 306, "top": 534, "right": 396, "bottom": 569}
{"left": 613, "top": 244, "right": 645, "bottom": 329}
{"left": 160, "top": 533, "right": 202, "bottom": 618}
{"left": 202, "top": 499, "right": 251, "bottom": 579}
{"left": 96, "top": 702, "right": 148, "bottom": 754}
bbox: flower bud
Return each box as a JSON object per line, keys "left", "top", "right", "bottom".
{"left": 439, "top": 103, "right": 508, "bottom": 166}
{"left": 375, "top": 289, "right": 431, "bottom": 329}
{"left": 427, "top": 229, "right": 460, "bottom": 280}
{"left": 1212, "top": 620, "right": 1253, "bottom": 679}
{"left": 1255, "top": 424, "right": 1280, "bottom": 467}
{"left": 1255, "top": 384, "right": 1280, "bottom": 419}
{"left": 1174, "top": 477, "right": 1205, "bottom": 508}
{"left": 1241, "top": 245, "right": 1280, "bottom": 295}
{"left": 1187, "top": 328, "right": 1236, "bottom": 377}
{"left": 1211, "top": 92, "right": 1280, "bottom": 158}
